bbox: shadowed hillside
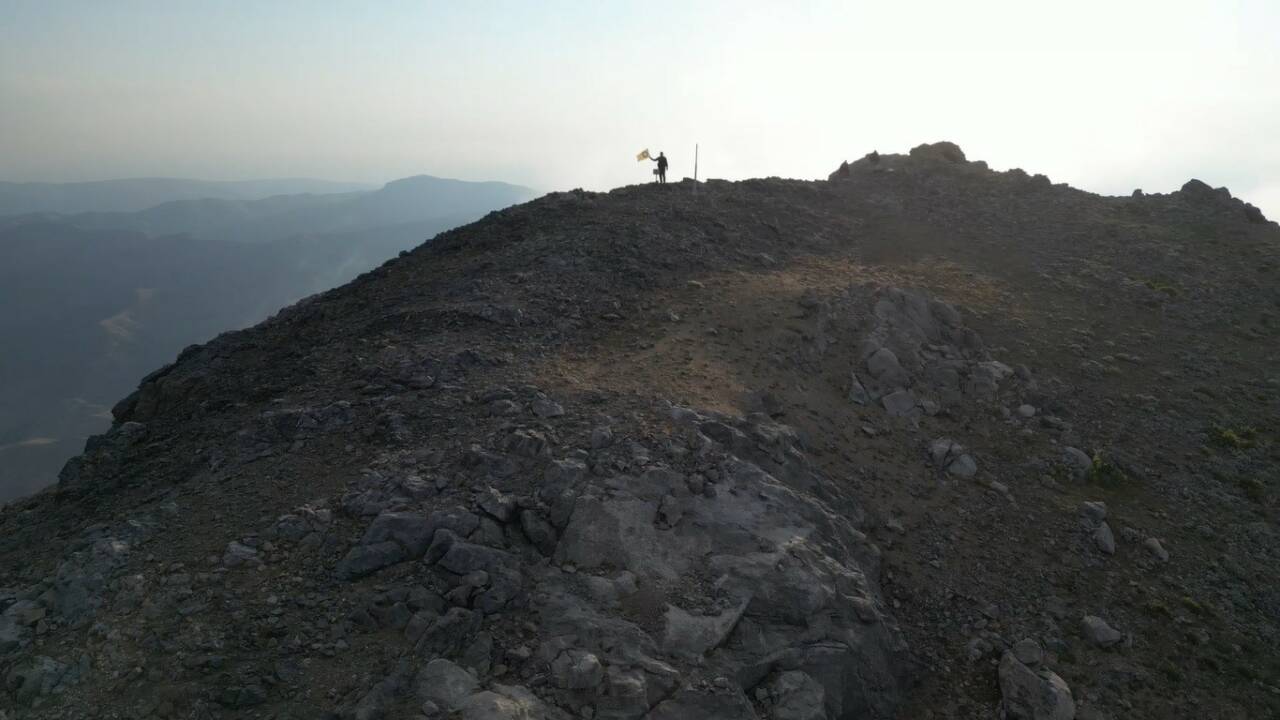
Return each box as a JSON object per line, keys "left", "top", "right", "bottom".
{"left": 0, "top": 177, "right": 537, "bottom": 501}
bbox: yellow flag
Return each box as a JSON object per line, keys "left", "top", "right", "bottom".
{"left": 636, "top": 149, "right": 651, "bottom": 162}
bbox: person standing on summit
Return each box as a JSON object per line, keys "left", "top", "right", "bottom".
{"left": 652, "top": 151, "right": 668, "bottom": 184}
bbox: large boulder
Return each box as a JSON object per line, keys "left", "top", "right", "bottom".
{"left": 998, "top": 651, "right": 1075, "bottom": 720}
{"left": 909, "top": 141, "right": 967, "bottom": 163}
{"left": 546, "top": 409, "right": 909, "bottom": 718}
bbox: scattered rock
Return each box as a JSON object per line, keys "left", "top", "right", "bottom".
{"left": 532, "top": 395, "right": 565, "bottom": 418}
{"left": 929, "top": 438, "right": 978, "bottom": 478}
{"left": 1143, "top": 537, "right": 1169, "bottom": 562}
{"left": 881, "top": 390, "right": 917, "bottom": 417}
{"left": 550, "top": 649, "right": 604, "bottom": 690}
{"left": 1079, "top": 501, "right": 1107, "bottom": 524}
{"left": 414, "top": 659, "right": 479, "bottom": 711}
{"left": 1012, "top": 638, "right": 1044, "bottom": 667}
{"left": 590, "top": 426, "right": 614, "bottom": 449}
{"left": 1093, "top": 523, "right": 1116, "bottom": 555}
{"left": 998, "top": 651, "right": 1076, "bottom": 720}
{"left": 767, "top": 670, "right": 826, "bottom": 720}
{"left": 1062, "top": 447, "right": 1093, "bottom": 480}
{"left": 222, "top": 541, "right": 261, "bottom": 568}
{"left": 1081, "top": 615, "right": 1123, "bottom": 647}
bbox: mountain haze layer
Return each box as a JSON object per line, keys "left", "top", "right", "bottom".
{"left": 3, "top": 176, "right": 536, "bottom": 244}
{"left": 0, "top": 176, "right": 538, "bottom": 502}
{"left": 0, "top": 178, "right": 376, "bottom": 216}
{"left": 0, "top": 144, "right": 1277, "bottom": 719}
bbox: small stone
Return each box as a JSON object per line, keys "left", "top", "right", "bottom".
{"left": 1093, "top": 523, "right": 1116, "bottom": 555}
{"left": 489, "top": 399, "right": 521, "bottom": 416}
{"left": 1016, "top": 404, "right": 1037, "bottom": 418}
{"left": 550, "top": 649, "right": 603, "bottom": 690}
{"left": 478, "top": 489, "right": 517, "bottom": 523}
{"left": 1062, "top": 447, "right": 1093, "bottom": 479}
{"left": 866, "top": 347, "right": 903, "bottom": 379}
{"left": 531, "top": 395, "right": 565, "bottom": 418}
{"left": 222, "top": 542, "right": 261, "bottom": 568}
{"left": 1012, "top": 638, "right": 1044, "bottom": 667}
{"left": 590, "top": 427, "right": 614, "bottom": 449}
{"left": 414, "top": 659, "right": 479, "bottom": 711}
{"left": 1143, "top": 537, "right": 1169, "bottom": 562}
{"left": 999, "top": 652, "right": 1075, "bottom": 720}
{"left": 1081, "top": 615, "right": 1122, "bottom": 647}
{"left": 948, "top": 454, "right": 978, "bottom": 479}
{"left": 881, "top": 390, "right": 917, "bottom": 417}
{"left": 1080, "top": 501, "right": 1107, "bottom": 524}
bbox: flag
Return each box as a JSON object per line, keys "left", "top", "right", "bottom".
{"left": 636, "top": 149, "right": 650, "bottom": 162}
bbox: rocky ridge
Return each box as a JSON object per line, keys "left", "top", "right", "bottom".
{"left": 1, "top": 143, "right": 1278, "bottom": 719}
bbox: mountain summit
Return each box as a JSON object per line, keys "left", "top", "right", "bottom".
{"left": 1, "top": 144, "right": 1277, "bottom": 719}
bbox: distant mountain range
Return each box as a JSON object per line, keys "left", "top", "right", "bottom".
{"left": 0, "top": 177, "right": 376, "bottom": 215}
{"left": 0, "top": 175, "right": 537, "bottom": 502}
{"left": 0, "top": 175, "right": 536, "bottom": 243}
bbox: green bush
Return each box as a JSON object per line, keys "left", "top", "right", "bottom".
{"left": 1087, "top": 452, "right": 1128, "bottom": 486}
{"left": 1209, "top": 425, "right": 1258, "bottom": 450}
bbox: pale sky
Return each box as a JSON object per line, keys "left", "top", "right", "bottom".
{"left": 2, "top": 1, "right": 1278, "bottom": 216}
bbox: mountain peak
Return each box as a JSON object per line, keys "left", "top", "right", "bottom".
{"left": 2, "top": 145, "right": 1278, "bottom": 718}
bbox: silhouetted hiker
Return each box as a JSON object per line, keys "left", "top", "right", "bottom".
{"left": 652, "top": 152, "right": 668, "bottom": 184}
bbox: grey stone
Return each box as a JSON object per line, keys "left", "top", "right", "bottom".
{"left": 596, "top": 665, "right": 650, "bottom": 720}
{"left": 1093, "top": 523, "right": 1116, "bottom": 555}
{"left": 460, "top": 631, "right": 494, "bottom": 675}
{"left": 866, "top": 347, "right": 903, "bottom": 379}
{"left": 361, "top": 510, "right": 437, "bottom": 556}
{"left": 414, "top": 659, "right": 479, "bottom": 710}
{"left": 5, "top": 599, "right": 46, "bottom": 627}
{"left": 1081, "top": 615, "right": 1122, "bottom": 647}
{"left": 1079, "top": 501, "right": 1107, "bottom": 524}
{"left": 848, "top": 373, "right": 872, "bottom": 405}
{"left": 222, "top": 541, "right": 261, "bottom": 568}
{"left": 0, "top": 615, "right": 30, "bottom": 653}
{"left": 768, "top": 670, "right": 826, "bottom": 720}
{"left": 591, "top": 426, "right": 614, "bottom": 449}
{"left": 1017, "top": 404, "right": 1037, "bottom": 418}
{"left": 453, "top": 684, "right": 561, "bottom": 720}
{"left": 1062, "top": 447, "right": 1093, "bottom": 480}
{"left": 489, "top": 399, "right": 522, "bottom": 416}
{"left": 336, "top": 541, "right": 406, "bottom": 580}
{"left": 646, "top": 688, "right": 758, "bottom": 720}
{"left": 478, "top": 489, "right": 518, "bottom": 523}
{"left": 532, "top": 395, "right": 565, "bottom": 418}
{"left": 1143, "top": 537, "right": 1169, "bottom": 562}
{"left": 6, "top": 655, "right": 82, "bottom": 706}
{"left": 415, "top": 607, "right": 482, "bottom": 658}
{"left": 662, "top": 601, "right": 747, "bottom": 659}
{"left": 881, "top": 390, "right": 917, "bottom": 417}
{"left": 929, "top": 438, "right": 961, "bottom": 466}
{"left": 929, "top": 438, "right": 976, "bottom": 478}
{"left": 948, "top": 454, "right": 978, "bottom": 479}
{"left": 519, "top": 509, "right": 558, "bottom": 555}
{"left": 998, "top": 651, "right": 1075, "bottom": 720}
{"left": 550, "top": 649, "right": 604, "bottom": 690}
{"left": 437, "top": 540, "right": 514, "bottom": 577}
{"left": 1012, "top": 638, "right": 1044, "bottom": 667}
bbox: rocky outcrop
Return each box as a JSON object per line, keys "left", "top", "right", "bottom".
{"left": 323, "top": 403, "right": 909, "bottom": 719}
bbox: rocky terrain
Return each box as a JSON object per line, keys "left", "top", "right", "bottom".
{"left": 1, "top": 142, "right": 1277, "bottom": 719}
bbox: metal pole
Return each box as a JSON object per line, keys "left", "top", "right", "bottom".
{"left": 694, "top": 143, "right": 699, "bottom": 182}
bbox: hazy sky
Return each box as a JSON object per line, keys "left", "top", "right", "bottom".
{"left": 2, "top": 1, "right": 1278, "bottom": 216}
